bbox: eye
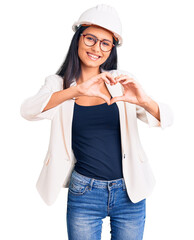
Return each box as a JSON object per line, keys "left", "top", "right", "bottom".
{"left": 86, "top": 35, "right": 95, "bottom": 41}
{"left": 102, "top": 41, "right": 111, "bottom": 46}
{"left": 87, "top": 37, "right": 93, "bottom": 40}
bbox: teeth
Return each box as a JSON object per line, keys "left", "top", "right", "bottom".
{"left": 87, "top": 53, "right": 100, "bottom": 59}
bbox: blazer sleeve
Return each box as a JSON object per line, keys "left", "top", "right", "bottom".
{"left": 119, "top": 70, "right": 174, "bottom": 129}
{"left": 136, "top": 99, "right": 174, "bottom": 129}
{"left": 20, "top": 74, "right": 63, "bottom": 121}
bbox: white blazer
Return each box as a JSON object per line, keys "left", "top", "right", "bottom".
{"left": 20, "top": 68, "right": 173, "bottom": 206}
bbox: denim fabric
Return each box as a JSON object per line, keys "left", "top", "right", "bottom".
{"left": 66, "top": 169, "right": 146, "bottom": 240}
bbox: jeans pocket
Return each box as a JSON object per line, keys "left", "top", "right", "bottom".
{"left": 68, "top": 177, "right": 89, "bottom": 196}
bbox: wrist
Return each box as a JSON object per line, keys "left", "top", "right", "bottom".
{"left": 70, "top": 85, "right": 83, "bottom": 100}
{"left": 138, "top": 96, "right": 151, "bottom": 108}
{"left": 75, "top": 85, "right": 83, "bottom": 96}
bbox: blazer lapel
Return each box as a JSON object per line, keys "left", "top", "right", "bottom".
{"left": 105, "top": 81, "right": 127, "bottom": 156}
{"left": 60, "top": 99, "right": 75, "bottom": 161}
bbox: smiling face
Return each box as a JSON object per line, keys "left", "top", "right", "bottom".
{"left": 78, "top": 25, "right": 114, "bottom": 70}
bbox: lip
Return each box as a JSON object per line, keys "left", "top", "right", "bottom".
{"left": 87, "top": 52, "right": 101, "bottom": 58}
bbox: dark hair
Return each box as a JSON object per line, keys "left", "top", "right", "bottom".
{"left": 55, "top": 25, "right": 119, "bottom": 89}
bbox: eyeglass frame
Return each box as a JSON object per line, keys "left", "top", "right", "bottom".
{"left": 80, "top": 33, "right": 115, "bottom": 52}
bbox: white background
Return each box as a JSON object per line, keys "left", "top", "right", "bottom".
{"left": 0, "top": 0, "right": 193, "bottom": 239}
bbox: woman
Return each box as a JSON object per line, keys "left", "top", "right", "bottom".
{"left": 20, "top": 4, "right": 173, "bottom": 240}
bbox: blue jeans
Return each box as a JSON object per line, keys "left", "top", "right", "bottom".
{"left": 66, "top": 169, "right": 146, "bottom": 240}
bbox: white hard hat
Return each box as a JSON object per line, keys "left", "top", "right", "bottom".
{"left": 72, "top": 4, "right": 123, "bottom": 46}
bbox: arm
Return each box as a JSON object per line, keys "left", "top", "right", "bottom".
{"left": 42, "top": 85, "right": 79, "bottom": 112}
{"left": 20, "top": 75, "right": 80, "bottom": 121}
{"left": 139, "top": 96, "right": 160, "bottom": 121}
{"left": 118, "top": 70, "right": 174, "bottom": 129}
{"left": 136, "top": 96, "right": 174, "bottom": 129}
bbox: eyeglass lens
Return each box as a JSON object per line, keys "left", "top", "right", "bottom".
{"left": 83, "top": 34, "right": 113, "bottom": 52}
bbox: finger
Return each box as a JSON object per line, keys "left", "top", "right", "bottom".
{"left": 98, "top": 93, "right": 111, "bottom": 105}
{"left": 122, "top": 80, "right": 134, "bottom": 84}
{"left": 115, "top": 74, "right": 125, "bottom": 79}
{"left": 116, "top": 78, "right": 135, "bottom": 85}
{"left": 101, "top": 75, "right": 115, "bottom": 85}
{"left": 105, "top": 72, "right": 116, "bottom": 84}
{"left": 100, "top": 76, "right": 111, "bottom": 84}
{"left": 114, "top": 74, "right": 126, "bottom": 80}
{"left": 115, "top": 76, "right": 134, "bottom": 82}
{"left": 110, "top": 96, "right": 125, "bottom": 104}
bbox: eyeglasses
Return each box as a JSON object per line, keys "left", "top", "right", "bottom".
{"left": 80, "top": 33, "right": 115, "bottom": 52}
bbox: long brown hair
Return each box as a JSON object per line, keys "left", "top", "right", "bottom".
{"left": 55, "top": 25, "right": 119, "bottom": 89}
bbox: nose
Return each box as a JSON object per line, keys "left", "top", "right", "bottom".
{"left": 91, "top": 40, "right": 102, "bottom": 52}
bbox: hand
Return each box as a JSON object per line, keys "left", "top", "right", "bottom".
{"left": 109, "top": 74, "right": 149, "bottom": 106}
{"left": 77, "top": 72, "right": 116, "bottom": 105}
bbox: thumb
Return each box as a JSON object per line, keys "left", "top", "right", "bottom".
{"left": 99, "top": 93, "right": 111, "bottom": 105}
{"left": 110, "top": 96, "right": 124, "bottom": 105}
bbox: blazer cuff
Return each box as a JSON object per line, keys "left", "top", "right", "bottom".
{"left": 20, "top": 91, "right": 55, "bottom": 121}
{"left": 146, "top": 101, "right": 174, "bottom": 129}
{"left": 145, "top": 109, "right": 161, "bottom": 128}
{"left": 20, "top": 74, "right": 63, "bottom": 121}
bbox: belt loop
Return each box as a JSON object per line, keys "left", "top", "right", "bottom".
{"left": 122, "top": 179, "right": 126, "bottom": 190}
{"left": 89, "top": 178, "right": 94, "bottom": 190}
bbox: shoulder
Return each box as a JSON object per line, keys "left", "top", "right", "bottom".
{"left": 44, "top": 74, "right": 63, "bottom": 91}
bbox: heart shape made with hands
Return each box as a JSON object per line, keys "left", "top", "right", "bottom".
{"left": 109, "top": 74, "right": 149, "bottom": 106}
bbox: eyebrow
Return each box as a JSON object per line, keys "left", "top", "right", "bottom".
{"left": 86, "top": 33, "right": 112, "bottom": 43}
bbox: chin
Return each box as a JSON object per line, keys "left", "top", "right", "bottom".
{"left": 85, "top": 63, "right": 101, "bottom": 68}
{"left": 82, "top": 59, "right": 102, "bottom": 68}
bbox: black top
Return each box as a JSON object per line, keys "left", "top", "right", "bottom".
{"left": 72, "top": 97, "right": 123, "bottom": 180}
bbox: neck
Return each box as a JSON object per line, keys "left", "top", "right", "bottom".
{"left": 77, "top": 65, "right": 101, "bottom": 84}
